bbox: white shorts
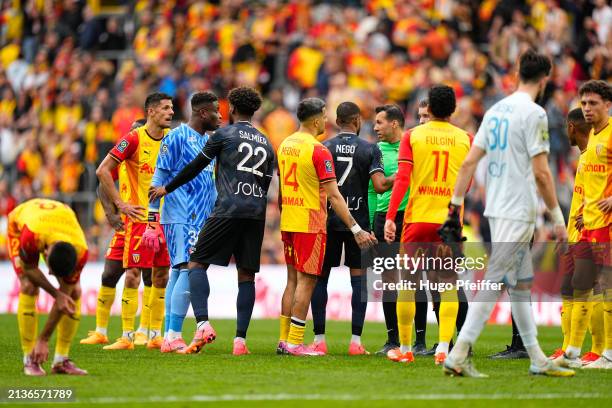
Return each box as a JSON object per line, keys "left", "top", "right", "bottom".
{"left": 485, "top": 217, "right": 535, "bottom": 287}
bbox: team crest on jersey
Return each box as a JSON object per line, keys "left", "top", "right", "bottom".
{"left": 596, "top": 144, "right": 605, "bottom": 157}
{"left": 325, "top": 160, "right": 333, "bottom": 173}
{"left": 161, "top": 144, "right": 168, "bottom": 155}
{"left": 132, "top": 254, "right": 140, "bottom": 263}
{"left": 117, "top": 140, "right": 129, "bottom": 153}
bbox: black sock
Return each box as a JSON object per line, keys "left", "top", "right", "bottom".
{"left": 456, "top": 287, "right": 468, "bottom": 332}
{"left": 236, "top": 281, "right": 255, "bottom": 339}
{"left": 311, "top": 275, "right": 329, "bottom": 336}
{"left": 382, "top": 290, "right": 398, "bottom": 344}
{"left": 414, "top": 288, "right": 428, "bottom": 344}
{"left": 432, "top": 290, "right": 441, "bottom": 324}
{"left": 511, "top": 314, "right": 524, "bottom": 349}
{"left": 350, "top": 275, "right": 367, "bottom": 336}
{"left": 188, "top": 268, "right": 210, "bottom": 323}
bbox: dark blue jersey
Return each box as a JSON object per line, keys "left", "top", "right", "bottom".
{"left": 165, "top": 121, "right": 275, "bottom": 220}
{"left": 324, "top": 132, "right": 384, "bottom": 231}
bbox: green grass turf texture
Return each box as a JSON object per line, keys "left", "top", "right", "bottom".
{"left": 0, "top": 314, "right": 610, "bottom": 407}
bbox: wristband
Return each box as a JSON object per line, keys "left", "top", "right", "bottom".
{"left": 550, "top": 206, "right": 565, "bottom": 226}
{"left": 350, "top": 224, "right": 363, "bottom": 235}
{"left": 450, "top": 195, "right": 464, "bottom": 206}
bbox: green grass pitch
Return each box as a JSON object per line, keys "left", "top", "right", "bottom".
{"left": 0, "top": 314, "right": 610, "bottom": 407}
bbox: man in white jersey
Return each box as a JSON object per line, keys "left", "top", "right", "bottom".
{"left": 439, "top": 49, "right": 575, "bottom": 377}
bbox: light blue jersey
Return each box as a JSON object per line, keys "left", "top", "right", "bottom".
{"left": 154, "top": 123, "right": 217, "bottom": 227}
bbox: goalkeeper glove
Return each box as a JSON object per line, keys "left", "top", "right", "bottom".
{"left": 438, "top": 203, "right": 467, "bottom": 257}
{"left": 142, "top": 211, "right": 164, "bottom": 252}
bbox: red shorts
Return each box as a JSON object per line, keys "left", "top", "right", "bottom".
{"left": 123, "top": 221, "right": 170, "bottom": 269}
{"left": 105, "top": 231, "right": 125, "bottom": 261}
{"left": 7, "top": 232, "right": 87, "bottom": 284}
{"left": 281, "top": 231, "right": 326, "bottom": 276}
{"left": 400, "top": 222, "right": 449, "bottom": 256}
{"left": 577, "top": 225, "right": 612, "bottom": 266}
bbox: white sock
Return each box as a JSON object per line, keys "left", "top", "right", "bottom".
{"left": 400, "top": 344, "right": 411, "bottom": 353}
{"left": 196, "top": 320, "right": 210, "bottom": 331}
{"left": 564, "top": 346, "right": 581, "bottom": 359}
{"left": 436, "top": 342, "right": 449, "bottom": 355}
{"left": 351, "top": 335, "right": 361, "bottom": 345}
{"left": 122, "top": 331, "right": 134, "bottom": 340}
{"left": 603, "top": 349, "right": 612, "bottom": 360}
{"left": 235, "top": 337, "right": 246, "bottom": 343}
{"left": 167, "top": 330, "right": 182, "bottom": 341}
{"left": 314, "top": 334, "right": 326, "bottom": 343}
{"left": 53, "top": 354, "right": 67, "bottom": 365}
{"left": 450, "top": 299, "right": 497, "bottom": 362}
{"left": 136, "top": 326, "right": 148, "bottom": 335}
{"left": 510, "top": 290, "right": 547, "bottom": 368}
{"left": 23, "top": 354, "right": 30, "bottom": 365}
{"left": 287, "top": 342, "right": 299, "bottom": 349}
{"left": 149, "top": 329, "right": 160, "bottom": 339}
{"left": 449, "top": 340, "right": 470, "bottom": 362}
{"left": 96, "top": 327, "right": 108, "bottom": 336}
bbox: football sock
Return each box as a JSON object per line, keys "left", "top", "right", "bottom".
{"left": 603, "top": 289, "right": 612, "bottom": 360}
{"left": 236, "top": 281, "right": 255, "bottom": 339}
{"left": 188, "top": 267, "right": 210, "bottom": 323}
{"left": 567, "top": 289, "right": 594, "bottom": 358}
{"left": 453, "top": 291, "right": 499, "bottom": 361}
{"left": 95, "top": 285, "right": 115, "bottom": 336}
{"left": 167, "top": 330, "right": 182, "bottom": 341}
{"left": 382, "top": 290, "right": 398, "bottom": 344}
{"left": 351, "top": 334, "right": 361, "bottom": 345}
{"left": 439, "top": 288, "right": 458, "bottom": 345}
{"left": 137, "top": 285, "right": 152, "bottom": 334}
{"left": 121, "top": 287, "right": 139, "bottom": 336}
{"left": 510, "top": 289, "right": 547, "bottom": 368}
{"left": 396, "top": 290, "right": 415, "bottom": 350}
{"left": 279, "top": 315, "right": 290, "bottom": 342}
{"left": 148, "top": 285, "right": 165, "bottom": 337}
{"left": 169, "top": 269, "right": 190, "bottom": 335}
{"left": 314, "top": 334, "right": 325, "bottom": 342}
{"left": 590, "top": 293, "right": 604, "bottom": 355}
{"left": 351, "top": 275, "right": 367, "bottom": 337}
{"left": 436, "top": 342, "right": 449, "bottom": 355}
{"left": 164, "top": 268, "right": 180, "bottom": 336}
{"left": 287, "top": 317, "right": 306, "bottom": 346}
{"left": 510, "top": 314, "right": 524, "bottom": 349}
{"left": 432, "top": 290, "right": 441, "bottom": 323}
{"left": 196, "top": 320, "right": 211, "bottom": 331}
{"left": 414, "top": 287, "right": 428, "bottom": 344}
{"left": 561, "top": 296, "right": 573, "bottom": 351}
{"left": 311, "top": 275, "right": 329, "bottom": 336}
{"left": 52, "top": 354, "right": 67, "bottom": 365}
{"left": 56, "top": 298, "right": 81, "bottom": 357}
{"left": 17, "top": 293, "right": 38, "bottom": 356}
{"left": 456, "top": 287, "right": 468, "bottom": 332}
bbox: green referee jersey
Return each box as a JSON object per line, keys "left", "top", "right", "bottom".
{"left": 368, "top": 140, "right": 410, "bottom": 225}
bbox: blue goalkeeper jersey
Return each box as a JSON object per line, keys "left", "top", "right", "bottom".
{"left": 156, "top": 123, "right": 216, "bottom": 226}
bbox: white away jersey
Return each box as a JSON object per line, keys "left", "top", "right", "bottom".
{"left": 473, "top": 91, "right": 550, "bottom": 223}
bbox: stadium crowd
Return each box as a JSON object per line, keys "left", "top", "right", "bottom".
{"left": 1, "top": 0, "right": 611, "bottom": 262}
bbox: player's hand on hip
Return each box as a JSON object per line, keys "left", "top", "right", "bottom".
{"left": 117, "top": 201, "right": 145, "bottom": 221}
{"left": 55, "top": 292, "right": 76, "bottom": 315}
{"left": 31, "top": 339, "right": 49, "bottom": 364}
{"left": 384, "top": 220, "right": 396, "bottom": 243}
{"left": 105, "top": 211, "right": 124, "bottom": 232}
{"left": 596, "top": 196, "right": 612, "bottom": 213}
{"left": 574, "top": 214, "right": 584, "bottom": 231}
{"left": 148, "top": 186, "right": 168, "bottom": 201}
{"left": 355, "top": 230, "right": 377, "bottom": 249}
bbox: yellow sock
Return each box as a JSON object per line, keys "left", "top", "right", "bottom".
{"left": 138, "top": 285, "right": 152, "bottom": 331}
{"left": 17, "top": 293, "right": 38, "bottom": 356}
{"left": 279, "top": 315, "right": 290, "bottom": 342}
{"left": 604, "top": 289, "right": 612, "bottom": 353}
{"left": 590, "top": 294, "right": 604, "bottom": 355}
{"left": 148, "top": 286, "right": 165, "bottom": 335}
{"left": 568, "top": 289, "right": 593, "bottom": 349}
{"left": 439, "top": 288, "right": 459, "bottom": 344}
{"left": 561, "top": 297, "right": 573, "bottom": 351}
{"left": 397, "top": 290, "right": 416, "bottom": 347}
{"left": 121, "top": 287, "right": 139, "bottom": 333}
{"left": 287, "top": 320, "right": 305, "bottom": 345}
{"left": 96, "top": 286, "right": 115, "bottom": 330}
{"left": 56, "top": 298, "right": 81, "bottom": 356}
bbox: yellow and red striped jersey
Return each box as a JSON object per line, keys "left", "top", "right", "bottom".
{"left": 582, "top": 117, "right": 612, "bottom": 230}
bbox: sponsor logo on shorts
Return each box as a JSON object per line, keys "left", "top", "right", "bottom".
{"left": 117, "top": 140, "right": 129, "bottom": 153}
{"left": 325, "top": 160, "right": 333, "bottom": 173}
{"left": 132, "top": 254, "right": 140, "bottom": 263}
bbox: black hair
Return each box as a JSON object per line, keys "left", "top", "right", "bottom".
{"left": 191, "top": 91, "right": 218, "bottom": 110}
{"left": 428, "top": 85, "right": 456, "bottom": 118}
{"left": 297, "top": 98, "right": 326, "bottom": 122}
{"left": 144, "top": 92, "right": 173, "bottom": 111}
{"left": 567, "top": 107, "right": 590, "bottom": 131}
{"left": 228, "top": 86, "right": 262, "bottom": 116}
{"left": 48, "top": 242, "right": 77, "bottom": 278}
{"left": 336, "top": 101, "right": 360, "bottom": 125}
{"left": 375, "top": 104, "right": 405, "bottom": 127}
{"left": 418, "top": 99, "right": 429, "bottom": 108}
{"left": 130, "top": 118, "right": 146, "bottom": 130}
{"left": 518, "top": 49, "right": 552, "bottom": 83}
{"left": 579, "top": 80, "right": 612, "bottom": 102}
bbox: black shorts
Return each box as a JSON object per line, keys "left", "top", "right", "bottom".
{"left": 323, "top": 230, "right": 362, "bottom": 269}
{"left": 373, "top": 211, "right": 404, "bottom": 243}
{"left": 190, "top": 217, "right": 265, "bottom": 272}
